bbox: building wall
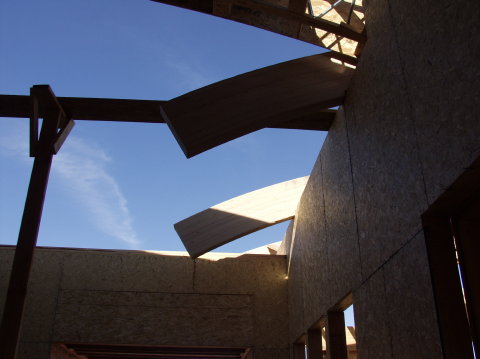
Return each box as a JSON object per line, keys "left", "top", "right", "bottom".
{"left": 1, "top": 1, "right": 478, "bottom": 358}
{"left": 0, "top": 247, "right": 289, "bottom": 359}
{"left": 287, "top": 0, "right": 480, "bottom": 358}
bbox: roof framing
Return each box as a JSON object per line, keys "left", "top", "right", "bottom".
{"left": 150, "top": 0, "right": 366, "bottom": 56}
{"left": 0, "top": 95, "right": 336, "bottom": 130}
{"left": 175, "top": 176, "right": 309, "bottom": 258}
{"left": 161, "top": 52, "right": 354, "bottom": 158}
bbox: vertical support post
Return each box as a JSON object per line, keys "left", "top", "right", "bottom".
{"left": 0, "top": 85, "right": 70, "bottom": 359}
{"left": 307, "top": 328, "right": 324, "bottom": 359}
{"left": 326, "top": 311, "right": 347, "bottom": 359}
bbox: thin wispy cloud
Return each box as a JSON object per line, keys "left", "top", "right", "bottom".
{"left": 104, "top": 22, "right": 215, "bottom": 93}
{"left": 0, "top": 122, "right": 141, "bottom": 248}
{"left": 163, "top": 56, "right": 213, "bottom": 91}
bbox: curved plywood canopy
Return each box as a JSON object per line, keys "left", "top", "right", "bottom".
{"left": 161, "top": 52, "right": 354, "bottom": 158}
{"left": 150, "top": 0, "right": 365, "bottom": 56}
{"left": 174, "top": 176, "right": 309, "bottom": 258}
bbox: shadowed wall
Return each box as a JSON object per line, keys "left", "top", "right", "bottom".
{"left": 286, "top": 0, "right": 480, "bottom": 358}
{"left": 0, "top": 247, "right": 289, "bottom": 359}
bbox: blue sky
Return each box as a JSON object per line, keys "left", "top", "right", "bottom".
{"left": 0, "top": 0, "right": 328, "bottom": 253}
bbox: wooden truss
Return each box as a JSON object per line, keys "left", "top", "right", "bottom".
{"left": 150, "top": 0, "right": 366, "bottom": 56}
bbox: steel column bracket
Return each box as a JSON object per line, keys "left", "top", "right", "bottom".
{"left": 29, "top": 85, "right": 75, "bottom": 157}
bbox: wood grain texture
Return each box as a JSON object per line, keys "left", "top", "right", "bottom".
{"left": 175, "top": 176, "right": 309, "bottom": 258}
{"left": 162, "top": 53, "right": 354, "bottom": 158}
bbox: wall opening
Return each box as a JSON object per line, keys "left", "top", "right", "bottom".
{"left": 293, "top": 334, "right": 307, "bottom": 359}
{"left": 451, "top": 197, "right": 480, "bottom": 358}
{"left": 343, "top": 303, "right": 357, "bottom": 359}
{"left": 422, "top": 156, "right": 480, "bottom": 359}
{"left": 305, "top": 295, "right": 357, "bottom": 359}
{"left": 307, "top": 320, "right": 325, "bottom": 359}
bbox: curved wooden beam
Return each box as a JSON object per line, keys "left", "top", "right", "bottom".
{"left": 174, "top": 176, "right": 309, "bottom": 258}
{"left": 161, "top": 52, "right": 354, "bottom": 158}
{"left": 150, "top": 0, "right": 366, "bottom": 56}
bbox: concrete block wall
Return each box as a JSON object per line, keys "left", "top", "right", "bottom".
{"left": 286, "top": 0, "right": 480, "bottom": 357}
{"left": 0, "top": 247, "right": 289, "bottom": 359}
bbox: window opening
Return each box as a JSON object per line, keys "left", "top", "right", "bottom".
{"left": 343, "top": 303, "right": 357, "bottom": 359}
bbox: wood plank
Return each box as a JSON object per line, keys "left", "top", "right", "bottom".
{"left": 288, "top": 0, "right": 308, "bottom": 14}
{"left": 307, "top": 329, "right": 323, "bottom": 359}
{"left": 0, "top": 94, "right": 335, "bottom": 131}
{"left": 0, "top": 86, "right": 62, "bottom": 359}
{"left": 150, "top": 0, "right": 365, "bottom": 43}
{"left": 150, "top": 0, "right": 365, "bottom": 55}
{"left": 421, "top": 154, "right": 480, "bottom": 358}
{"left": 175, "top": 176, "right": 308, "bottom": 258}
{"left": 0, "top": 95, "right": 166, "bottom": 123}
{"left": 229, "top": 0, "right": 365, "bottom": 41}
{"left": 293, "top": 343, "right": 306, "bottom": 359}
{"left": 326, "top": 311, "right": 348, "bottom": 359}
{"left": 162, "top": 52, "right": 354, "bottom": 158}
{"left": 64, "top": 343, "right": 247, "bottom": 359}
{"left": 422, "top": 216, "right": 475, "bottom": 359}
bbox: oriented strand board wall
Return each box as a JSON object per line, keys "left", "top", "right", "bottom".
{"left": 0, "top": 247, "right": 289, "bottom": 359}
{"left": 287, "top": 0, "right": 480, "bottom": 358}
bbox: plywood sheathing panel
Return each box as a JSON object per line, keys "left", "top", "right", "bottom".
{"left": 345, "top": 0, "right": 428, "bottom": 278}
{"left": 387, "top": 0, "right": 480, "bottom": 205}
{"left": 287, "top": 218, "right": 307, "bottom": 341}
{"left": 276, "top": 220, "right": 294, "bottom": 256}
{"left": 353, "top": 269, "right": 393, "bottom": 359}
{"left": 194, "top": 255, "right": 289, "bottom": 349}
{"left": 50, "top": 343, "right": 84, "bottom": 359}
{"left": 16, "top": 341, "right": 52, "bottom": 359}
{"left": 1, "top": 247, "right": 289, "bottom": 356}
{"left": 60, "top": 250, "right": 194, "bottom": 292}
{"left": 20, "top": 251, "right": 64, "bottom": 342}
{"left": 0, "top": 247, "right": 63, "bottom": 346}
{"left": 320, "top": 106, "right": 362, "bottom": 303}
{"left": 162, "top": 53, "right": 354, "bottom": 158}
{"left": 294, "top": 159, "right": 332, "bottom": 330}
{"left": 383, "top": 233, "right": 442, "bottom": 358}
{"left": 53, "top": 291, "right": 253, "bottom": 346}
{"left": 0, "top": 248, "right": 14, "bottom": 321}
{"left": 0, "top": 248, "right": 59, "bottom": 359}
{"left": 253, "top": 348, "right": 289, "bottom": 359}
{"left": 175, "top": 177, "right": 309, "bottom": 258}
